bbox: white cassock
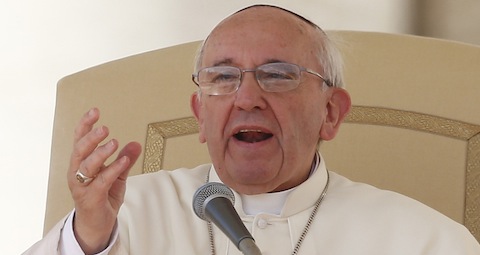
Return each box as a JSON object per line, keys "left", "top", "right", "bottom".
{"left": 23, "top": 155, "right": 480, "bottom": 254}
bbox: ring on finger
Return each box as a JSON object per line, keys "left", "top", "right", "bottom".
{"left": 75, "top": 169, "right": 95, "bottom": 184}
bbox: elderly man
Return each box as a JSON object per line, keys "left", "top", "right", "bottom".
{"left": 24, "top": 5, "right": 480, "bottom": 255}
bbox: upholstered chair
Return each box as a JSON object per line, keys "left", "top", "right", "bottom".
{"left": 43, "top": 31, "right": 480, "bottom": 241}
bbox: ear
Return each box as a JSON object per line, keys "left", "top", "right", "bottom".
{"left": 190, "top": 92, "right": 207, "bottom": 143}
{"left": 319, "top": 88, "right": 351, "bottom": 141}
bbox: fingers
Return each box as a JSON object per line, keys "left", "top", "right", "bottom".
{"left": 74, "top": 108, "right": 100, "bottom": 144}
{"left": 68, "top": 109, "right": 143, "bottom": 189}
{"left": 78, "top": 139, "right": 118, "bottom": 180}
{"left": 70, "top": 108, "right": 108, "bottom": 174}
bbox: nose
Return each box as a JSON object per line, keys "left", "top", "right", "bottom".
{"left": 233, "top": 71, "right": 267, "bottom": 111}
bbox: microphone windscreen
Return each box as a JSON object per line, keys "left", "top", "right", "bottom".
{"left": 192, "top": 182, "right": 235, "bottom": 221}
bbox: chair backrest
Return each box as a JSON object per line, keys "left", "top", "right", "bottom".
{"left": 44, "top": 31, "right": 480, "bottom": 242}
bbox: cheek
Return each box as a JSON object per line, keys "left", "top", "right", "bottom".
{"left": 283, "top": 96, "right": 325, "bottom": 141}
{"left": 202, "top": 99, "right": 231, "bottom": 141}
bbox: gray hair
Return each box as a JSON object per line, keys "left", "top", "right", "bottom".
{"left": 312, "top": 30, "right": 345, "bottom": 89}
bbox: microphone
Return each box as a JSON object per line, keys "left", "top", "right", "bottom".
{"left": 193, "top": 182, "right": 262, "bottom": 255}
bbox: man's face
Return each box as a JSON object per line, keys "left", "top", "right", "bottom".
{"left": 191, "top": 8, "right": 349, "bottom": 194}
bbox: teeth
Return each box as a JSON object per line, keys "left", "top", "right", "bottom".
{"left": 238, "top": 129, "right": 263, "bottom": 134}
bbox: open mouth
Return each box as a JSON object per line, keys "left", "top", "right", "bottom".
{"left": 234, "top": 129, "right": 273, "bottom": 143}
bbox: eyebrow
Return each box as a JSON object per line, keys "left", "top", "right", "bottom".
{"left": 212, "top": 58, "right": 287, "bottom": 67}
{"left": 212, "top": 59, "right": 234, "bottom": 66}
{"left": 264, "top": 59, "right": 286, "bottom": 64}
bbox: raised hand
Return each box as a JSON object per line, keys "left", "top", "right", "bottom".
{"left": 67, "top": 108, "right": 142, "bottom": 253}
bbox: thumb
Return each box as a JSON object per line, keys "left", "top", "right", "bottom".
{"left": 116, "top": 142, "right": 142, "bottom": 179}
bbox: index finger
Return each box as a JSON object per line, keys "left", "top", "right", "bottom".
{"left": 74, "top": 108, "right": 100, "bottom": 144}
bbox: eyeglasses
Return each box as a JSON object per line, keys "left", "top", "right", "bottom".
{"left": 192, "top": 62, "right": 333, "bottom": 96}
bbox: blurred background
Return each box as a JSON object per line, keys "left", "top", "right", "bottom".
{"left": 1, "top": 0, "right": 479, "bottom": 253}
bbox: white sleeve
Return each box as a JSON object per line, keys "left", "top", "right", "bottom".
{"left": 59, "top": 210, "right": 119, "bottom": 255}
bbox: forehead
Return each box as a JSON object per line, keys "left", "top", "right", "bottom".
{"left": 201, "top": 7, "right": 320, "bottom": 67}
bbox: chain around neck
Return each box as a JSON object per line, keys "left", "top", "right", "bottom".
{"left": 205, "top": 169, "right": 330, "bottom": 255}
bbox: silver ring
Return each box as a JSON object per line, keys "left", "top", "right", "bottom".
{"left": 75, "top": 169, "right": 95, "bottom": 184}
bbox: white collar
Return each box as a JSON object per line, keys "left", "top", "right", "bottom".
{"left": 208, "top": 152, "right": 327, "bottom": 217}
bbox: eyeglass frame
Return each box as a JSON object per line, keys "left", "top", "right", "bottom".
{"left": 191, "top": 62, "right": 333, "bottom": 96}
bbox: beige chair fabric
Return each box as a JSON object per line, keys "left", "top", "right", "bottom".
{"left": 44, "top": 31, "right": 480, "bottom": 242}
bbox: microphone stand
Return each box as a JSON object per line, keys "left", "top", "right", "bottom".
{"left": 238, "top": 238, "right": 262, "bottom": 255}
